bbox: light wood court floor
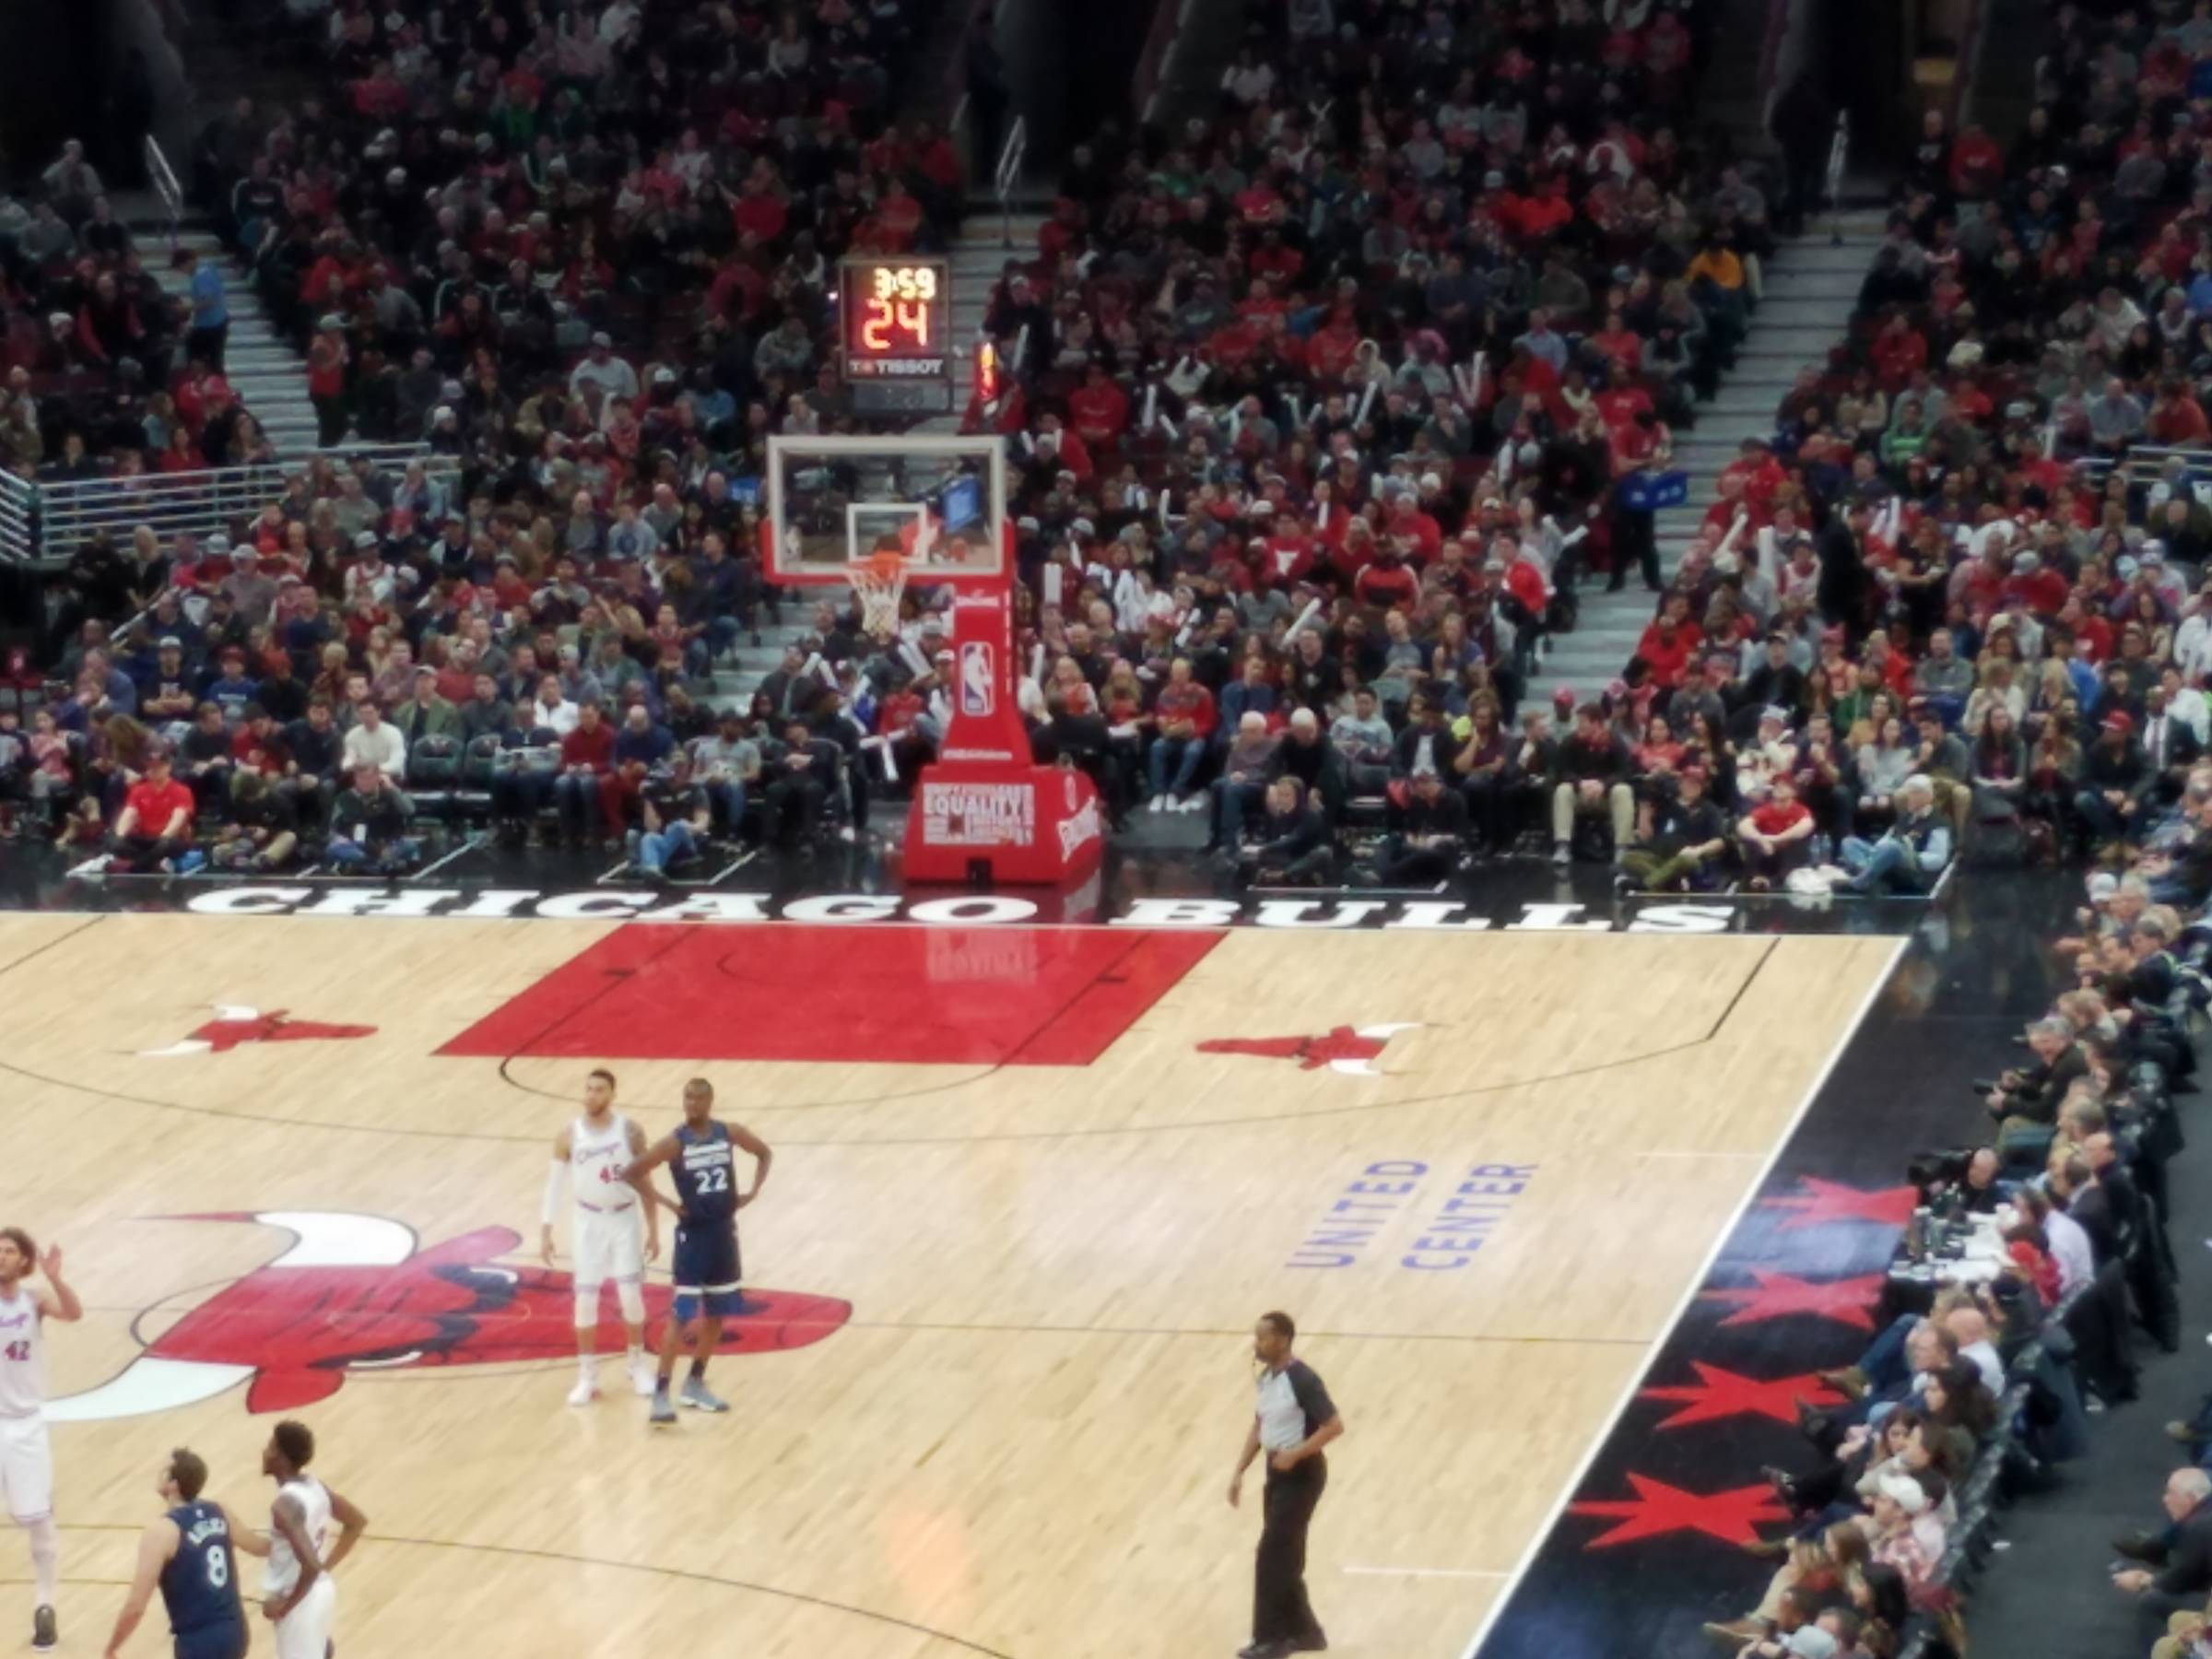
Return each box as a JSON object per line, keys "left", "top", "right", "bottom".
{"left": 0, "top": 914, "right": 1901, "bottom": 1659}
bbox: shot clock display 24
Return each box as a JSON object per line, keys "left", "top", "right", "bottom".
{"left": 840, "top": 255, "right": 953, "bottom": 413}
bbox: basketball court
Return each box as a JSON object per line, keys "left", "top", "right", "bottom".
{"left": 0, "top": 910, "right": 1902, "bottom": 1658}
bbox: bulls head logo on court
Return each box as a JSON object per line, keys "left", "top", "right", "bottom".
{"left": 141, "top": 1005, "right": 377, "bottom": 1058}
{"left": 1195, "top": 1024, "right": 1418, "bottom": 1077}
{"left": 50, "top": 1212, "right": 853, "bottom": 1421}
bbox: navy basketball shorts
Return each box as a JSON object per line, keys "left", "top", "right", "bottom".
{"left": 670, "top": 1224, "right": 743, "bottom": 1319}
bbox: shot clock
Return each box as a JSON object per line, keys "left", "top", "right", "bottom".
{"left": 840, "top": 255, "right": 953, "bottom": 414}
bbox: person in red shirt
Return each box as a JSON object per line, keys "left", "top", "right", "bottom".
{"left": 2149, "top": 381, "right": 2211, "bottom": 446}
{"left": 1633, "top": 594, "right": 1704, "bottom": 691}
{"left": 1259, "top": 513, "right": 1316, "bottom": 587}
{"left": 2002, "top": 551, "right": 2070, "bottom": 617}
{"left": 1147, "top": 658, "right": 1218, "bottom": 807}
{"left": 1512, "top": 177, "right": 1575, "bottom": 243}
{"left": 1736, "top": 772, "right": 1816, "bottom": 890}
{"left": 1356, "top": 541, "right": 1423, "bottom": 610}
{"left": 1066, "top": 363, "right": 1131, "bottom": 453}
{"left": 1594, "top": 379, "right": 1653, "bottom": 440}
{"left": 1387, "top": 493, "right": 1443, "bottom": 564}
{"left": 306, "top": 317, "right": 349, "bottom": 448}
{"left": 1249, "top": 229, "right": 1304, "bottom": 287}
{"left": 555, "top": 700, "right": 617, "bottom": 844}
{"left": 1871, "top": 314, "right": 1928, "bottom": 388}
{"left": 1232, "top": 177, "right": 1284, "bottom": 226}
{"left": 1947, "top": 125, "right": 2005, "bottom": 199}
{"left": 1589, "top": 312, "right": 1644, "bottom": 380}
{"left": 1033, "top": 415, "right": 1092, "bottom": 481}
{"left": 1505, "top": 543, "right": 1551, "bottom": 619}
{"left": 112, "top": 750, "right": 197, "bottom": 873}
{"left": 728, "top": 179, "right": 788, "bottom": 244}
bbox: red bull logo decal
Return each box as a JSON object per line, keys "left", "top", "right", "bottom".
{"left": 141, "top": 1006, "right": 377, "bottom": 1058}
{"left": 49, "top": 1212, "right": 852, "bottom": 1421}
{"left": 1195, "top": 1024, "right": 1418, "bottom": 1077}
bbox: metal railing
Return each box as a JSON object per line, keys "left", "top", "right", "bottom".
{"left": 0, "top": 445, "right": 454, "bottom": 566}
{"left": 1948, "top": 0, "right": 1992, "bottom": 132}
{"left": 145, "top": 135, "right": 183, "bottom": 244}
{"left": 2071, "top": 442, "right": 2212, "bottom": 491}
{"left": 1825, "top": 111, "right": 1852, "bottom": 244}
{"left": 994, "top": 115, "right": 1027, "bottom": 250}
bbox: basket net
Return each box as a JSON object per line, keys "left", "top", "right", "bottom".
{"left": 845, "top": 550, "right": 912, "bottom": 641}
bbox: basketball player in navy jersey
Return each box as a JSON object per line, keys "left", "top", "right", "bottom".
{"left": 102, "top": 1449, "right": 245, "bottom": 1659}
{"left": 622, "top": 1077, "right": 772, "bottom": 1424}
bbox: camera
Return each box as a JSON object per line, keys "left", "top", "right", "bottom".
{"left": 1905, "top": 1147, "right": 1975, "bottom": 1193}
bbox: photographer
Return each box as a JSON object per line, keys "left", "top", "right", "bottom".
{"left": 1983, "top": 1018, "right": 2086, "bottom": 1159}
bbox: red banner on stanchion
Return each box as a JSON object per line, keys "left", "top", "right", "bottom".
{"left": 903, "top": 585, "right": 1102, "bottom": 885}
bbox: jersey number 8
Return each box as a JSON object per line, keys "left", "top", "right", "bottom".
{"left": 206, "top": 1549, "right": 229, "bottom": 1589}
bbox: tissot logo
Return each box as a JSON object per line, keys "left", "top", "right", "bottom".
{"left": 171, "top": 888, "right": 1740, "bottom": 932}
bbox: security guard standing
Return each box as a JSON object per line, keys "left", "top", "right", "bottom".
{"left": 1228, "top": 1311, "right": 1345, "bottom": 1657}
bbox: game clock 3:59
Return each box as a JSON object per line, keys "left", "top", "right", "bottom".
{"left": 841, "top": 257, "right": 949, "bottom": 360}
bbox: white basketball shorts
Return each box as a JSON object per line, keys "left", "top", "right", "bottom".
{"left": 571, "top": 1207, "right": 644, "bottom": 1292}
{"left": 272, "top": 1572, "right": 335, "bottom": 1659}
{"left": 0, "top": 1414, "right": 52, "bottom": 1524}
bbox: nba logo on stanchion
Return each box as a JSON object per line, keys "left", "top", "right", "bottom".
{"left": 959, "top": 642, "right": 995, "bottom": 715}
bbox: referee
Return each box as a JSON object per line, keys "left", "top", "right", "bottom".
{"left": 1228, "top": 1311, "right": 1344, "bottom": 1658}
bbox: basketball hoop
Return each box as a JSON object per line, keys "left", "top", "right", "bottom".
{"left": 846, "top": 550, "right": 912, "bottom": 641}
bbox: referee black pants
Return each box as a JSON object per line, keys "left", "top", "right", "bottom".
{"left": 1253, "top": 1453, "right": 1327, "bottom": 1644}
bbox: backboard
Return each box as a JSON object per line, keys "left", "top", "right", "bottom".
{"left": 764, "top": 433, "right": 1008, "bottom": 587}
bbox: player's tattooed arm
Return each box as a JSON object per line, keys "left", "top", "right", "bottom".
{"left": 263, "top": 1491, "right": 321, "bottom": 1623}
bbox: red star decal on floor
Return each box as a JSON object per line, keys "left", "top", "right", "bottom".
{"left": 1567, "top": 1473, "right": 1790, "bottom": 1548}
{"left": 1639, "top": 1361, "right": 1845, "bottom": 1430}
{"left": 1700, "top": 1270, "right": 1885, "bottom": 1331}
{"left": 1760, "top": 1176, "right": 1921, "bottom": 1231}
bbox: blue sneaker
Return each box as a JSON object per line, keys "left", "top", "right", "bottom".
{"left": 680, "top": 1376, "right": 729, "bottom": 1413}
{"left": 648, "top": 1388, "right": 677, "bottom": 1426}
{"left": 174, "top": 849, "right": 207, "bottom": 875}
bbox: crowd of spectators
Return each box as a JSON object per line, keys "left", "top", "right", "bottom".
{"left": 929, "top": 0, "right": 2212, "bottom": 895}
{"left": 2, "top": 0, "right": 1845, "bottom": 891}
{"left": 187, "top": 0, "right": 960, "bottom": 456}
{"left": 927, "top": 0, "right": 1858, "bottom": 887}
{"left": 0, "top": 142, "right": 272, "bottom": 485}
{"left": 26, "top": 0, "right": 2212, "bottom": 901}
{"left": 0, "top": 446, "right": 894, "bottom": 870}
{"left": 1684, "top": 859, "right": 2202, "bottom": 1659}
{"left": 1565, "top": 0, "right": 2212, "bottom": 903}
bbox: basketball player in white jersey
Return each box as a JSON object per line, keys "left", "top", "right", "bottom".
{"left": 0, "top": 1225, "right": 81, "bottom": 1653}
{"left": 540, "top": 1067, "right": 660, "bottom": 1405}
{"left": 232, "top": 1420, "right": 365, "bottom": 1659}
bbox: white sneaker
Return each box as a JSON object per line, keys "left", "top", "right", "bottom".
{"left": 627, "top": 1354, "right": 657, "bottom": 1396}
{"left": 567, "top": 1372, "right": 598, "bottom": 1406}
{"left": 1147, "top": 797, "right": 1165, "bottom": 813}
